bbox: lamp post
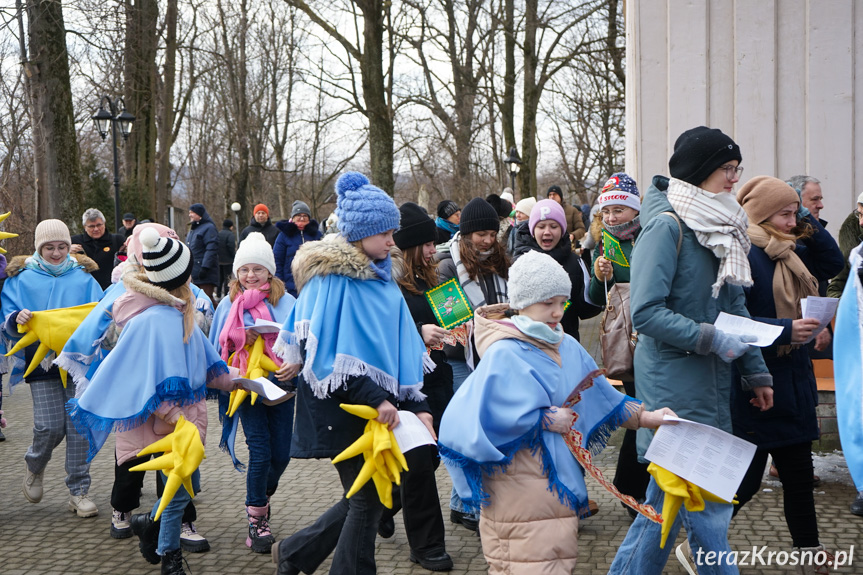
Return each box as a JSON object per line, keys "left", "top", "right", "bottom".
{"left": 92, "top": 96, "right": 134, "bottom": 231}
{"left": 503, "top": 146, "right": 522, "bottom": 192}
{"left": 231, "top": 202, "right": 241, "bottom": 243}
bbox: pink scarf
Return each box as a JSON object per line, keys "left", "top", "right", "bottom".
{"left": 218, "top": 286, "right": 282, "bottom": 376}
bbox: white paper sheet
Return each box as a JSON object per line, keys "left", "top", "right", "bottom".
{"left": 391, "top": 411, "right": 435, "bottom": 453}
{"left": 232, "top": 376, "right": 291, "bottom": 401}
{"left": 242, "top": 318, "right": 284, "bottom": 333}
{"left": 800, "top": 296, "right": 839, "bottom": 343}
{"left": 713, "top": 312, "right": 783, "bottom": 347}
{"left": 644, "top": 415, "right": 756, "bottom": 502}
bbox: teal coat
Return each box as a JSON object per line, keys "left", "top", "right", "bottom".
{"left": 630, "top": 176, "right": 771, "bottom": 457}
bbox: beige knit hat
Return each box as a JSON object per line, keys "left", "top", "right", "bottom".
{"left": 34, "top": 219, "right": 72, "bottom": 254}
{"left": 737, "top": 175, "right": 801, "bottom": 224}
{"left": 515, "top": 197, "right": 537, "bottom": 217}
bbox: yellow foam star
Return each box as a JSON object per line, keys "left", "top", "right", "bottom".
{"left": 129, "top": 416, "right": 206, "bottom": 520}
{"left": 648, "top": 463, "right": 735, "bottom": 548}
{"left": 225, "top": 336, "right": 281, "bottom": 416}
{"left": 5, "top": 302, "right": 98, "bottom": 387}
{"left": 0, "top": 212, "right": 19, "bottom": 254}
{"left": 332, "top": 404, "right": 409, "bottom": 508}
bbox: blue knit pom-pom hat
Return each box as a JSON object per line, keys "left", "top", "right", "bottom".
{"left": 335, "top": 171, "right": 401, "bottom": 242}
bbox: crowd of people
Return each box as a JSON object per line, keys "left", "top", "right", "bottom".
{"left": 1, "top": 124, "right": 862, "bottom": 575}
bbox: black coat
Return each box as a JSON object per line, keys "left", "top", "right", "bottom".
{"left": 239, "top": 218, "right": 280, "bottom": 247}
{"left": 185, "top": 210, "right": 219, "bottom": 286}
{"left": 217, "top": 228, "right": 236, "bottom": 265}
{"left": 511, "top": 223, "right": 601, "bottom": 341}
{"left": 70, "top": 231, "right": 125, "bottom": 289}
{"left": 731, "top": 216, "right": 844, "bottom": 449}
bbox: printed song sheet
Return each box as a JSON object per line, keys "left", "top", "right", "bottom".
{"left": 800, "top": 297, "right": 839, "bottom": 343}
{"left": 392, "top": 411, "right": 436, "bottom": 453}
{"left": 242, "top": 318, "right": 284, "bottom": 333}
{"left": 644, "top": 416, "right": 756, "bottom": 502}
{"left": 232, "top": 376, "right": 291, "bottom": 401}
{"left": 713, "top": 312, "right": 783, "bottom": 347}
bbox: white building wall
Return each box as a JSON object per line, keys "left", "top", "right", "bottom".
{"left": 626, "top": 0, "right": 861, "bottom": 228}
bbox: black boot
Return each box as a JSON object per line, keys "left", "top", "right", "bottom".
{"left": 161, "top": 548, "right": 186, "bottom": 575}
{"left": 130, "top": 513, "right": 161, "bottom": 564}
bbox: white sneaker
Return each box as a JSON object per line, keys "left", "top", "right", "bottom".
{"left": 180, "top": 521, "right": 210, "bottom": 553}
{"left": 23, "top": 466, "right": 44, "bottom": 503}
{"left": 675, "top": 540, "right": 698, "bottom": 575}
{"left": 111, "top": 509, "right": 133, "bottom": 539}
{"left": 69, "top": 494, "right": 99, "bottom": 518}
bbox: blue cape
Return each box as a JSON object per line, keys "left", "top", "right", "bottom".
{"left": 274, "top": 271, "right": 429, "bottom": 401}
{"left": 438, "top": 334, "right": 636, "bottom": 517}
{"left": 67, "top": 304, "right": 228, "bottom": 462}
{"left": 209, "top": 291, "right": 296, "bottom": 470}
{"left": 1, "top": 261, "right": 103, "bottom": 386}
{"left": 834, "top": 245, "right": 863, "bottom": 492}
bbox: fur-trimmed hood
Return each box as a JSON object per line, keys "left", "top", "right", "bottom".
{"left": 291, "top": 234, "right": 403, "bottom": 293}
{"left": 5, "top": 253, "right": 99, "bottom": 278}
{"left": 276, "top": 218, "right": 320, "bottom": 238}
{"left": 589, "top": 212, "right": 605, "bottom": 244}
{"left": 121, "top": 268, "right": 186, "bottom": 307}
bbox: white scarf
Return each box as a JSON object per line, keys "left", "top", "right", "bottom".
{"left": 666, "top": 178, "right": 752, "bottom": 297}
{"left": 449, "top": 232, "right": 508, "bottom": 308}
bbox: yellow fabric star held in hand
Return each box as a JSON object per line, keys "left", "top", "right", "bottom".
{"left": 0, "top": 212, "right": 19, "bottom": 253}
{"left": 129, "top": 416, "right": 206, "bottom": 520}
{"left": 5, "top": 302, "right": 98, "bottom": 387}
{"left": 225, "top": 335, "right": 280, "bottom": 417}
{"left": 647, "top": 462, "right": 736, "bottom": 548}
{"left": 332, "top": 404, "right": 409, "bottom": 508}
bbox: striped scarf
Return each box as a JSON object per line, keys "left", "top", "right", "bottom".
{"left": 449, "top": 232, "right": 508, "bottom": 308}
{"left": 666, "top": 178, "right": 752, "bottom": 297}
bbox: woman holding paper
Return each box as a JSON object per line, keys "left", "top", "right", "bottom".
{"left": 732, "top": 176, "right": 843, "bottom": 563}
{"left": 209, "top": 232, "right": 296, "bottom": 553}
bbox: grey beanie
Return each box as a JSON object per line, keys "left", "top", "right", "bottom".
{"left": 291, "top": 200, "right": 311, "bottom": 218}
{"left": 508, "top": 250, "right": 571, "bottom": 310}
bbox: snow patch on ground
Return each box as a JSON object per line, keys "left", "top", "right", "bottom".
{"left": 761, "top": 450, "right": 856, "bottom": 488}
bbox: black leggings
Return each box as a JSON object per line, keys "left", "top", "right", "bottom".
{"left": 112, "top": 454, "right": 196, "bottom": 523}
{"left": 732, "top": 441, "right": 819, "bottom": 548}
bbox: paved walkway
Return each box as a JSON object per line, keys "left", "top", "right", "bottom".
{"left": 1, "top": 318, "right": 861, "bottom": 573}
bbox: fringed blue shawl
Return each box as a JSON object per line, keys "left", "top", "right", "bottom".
{"left": 67, "top": 304, "right": 228, "bottom": 462}
{"left": 209, "top": 291, "right": 297, "bottom": 470}
{"left": 56, "top": 280, "right": 214, "bottom": 394}
{"left": 1, "top": 262, "right": 103, "bottom": 386}
{"left": 273, "top": 272, "right": 430, "bottom": 402}
{"left": 438, "top": 335, "right": 635, "bottom": 517}
{"left": 835, "top": 245, "right": 863, "bottom": 492}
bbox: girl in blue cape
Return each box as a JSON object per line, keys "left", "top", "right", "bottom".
{"left": 438, "top": 250, "right": 674, "bottom": 574}
{"left": 271, "top": 172, "right": 435, "bottom": 575}
{"left": 209, "top": 231, "right": 296, "bottom": 553}
{"left": 68, "top": 228, "right": 236, "bottom": 575}
{"left": 1, "top": 219, "right": 103, "bottom": 517}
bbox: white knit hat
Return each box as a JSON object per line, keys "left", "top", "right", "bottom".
{"left": 508, "top": 250, "right": 572, "bottom": 310}
{"left": 34, "top": 219, "right": 72, "bottom": 254}
{"left": 233, "top": 232, "right": 276, "bottom": 276}
{"left": 139, "top": 226, "right": 193, "bottom": 291}
{"left": 514, "top": 197, "right": 537, "bottom": 217}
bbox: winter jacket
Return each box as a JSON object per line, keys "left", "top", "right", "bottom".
{"left": 273, "top": 219, "right": 322, "bottom": 297}
{"left": 827, "top": 212, "right": 863, "bottom": 298}
{"left": 511, "top": 223, "right": 601, "bottom": 341}
{"left": 240, "top": 218, "right": 280, "bottom": 247}
{"left": 288, "top": 238, "right": 430, "bottom": 459}
{"left": 630, "top": 176, "right": 772, "bottom": 458}
{"left": 186, "top": 209, "right": 219, "bottom": 286}
{"left": 731, "top": 217, "right": 844, "bottom": 450}
{"left": 70, "top": 231, "right": 125, "bottom": 289}
{"left": 217, "top": 228, "right": 236, "bottom": 265}
{"left": 562, "top": 203, "right": 586, "bottom": 241}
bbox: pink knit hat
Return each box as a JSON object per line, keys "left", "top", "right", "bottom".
{"left": 529, "top": 199, "right": 567, "bottom": 235}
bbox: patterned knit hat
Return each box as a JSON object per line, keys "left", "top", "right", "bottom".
{"left": 508, "top": 250, "right": 571, "bottom": 310}
{"left": 335, "top": 172, "right": 400, "bottom": 242}
{"left": 138, "top": 226, "right": 193, "bottom": 291}
{"left": 529, "top": 199, "right": 567, "bottom": 235}
{"left": 597, "top": 173, "right": 641, "bottom": 212}
{"left": 437, "top": 200, "right": 460, "bottom": 219}
{"left": 34, "top": 219, "right": 72, "bottom": 254}
{"left": 459, "top": 197, "right": 500, "bottom": 235}
{"left": 233, "top": 232, "right": 276, "bottom": 276}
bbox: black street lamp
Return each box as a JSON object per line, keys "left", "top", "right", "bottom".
{"left": 503, "top": 146, "right": 522, "bottom": 192}
{"left": 92, "top": 96, "right": 134, "bottom": 231}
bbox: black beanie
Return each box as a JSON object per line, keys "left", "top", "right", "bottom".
{"left": 669, "top": 126, "right": 742, "bottom": 187}
{"left": 485, "top": 194, "right": 512, "bottom": 218}
{"left": 547, "top": 185, "right": 563, "bottom": 199}
{"left": 223, "top": 219, "right": 233, "bottom": 228}
{"left": 394, "top": 202, "right": 436, "bottom": 249}
{"left": 459, "top": 197, "right": 500, "bottom": 235}
{"left": 437, "top": 200, "right": 460, "bottom": 219}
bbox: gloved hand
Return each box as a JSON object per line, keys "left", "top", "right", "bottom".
{"left": 709, "top": 329, "right": 757, "bottom": 363}
{"left": 542, "top": 406, "right": 575, "bottom": 434}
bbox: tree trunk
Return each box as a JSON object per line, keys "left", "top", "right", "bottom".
{"left": 26, "top": 0, "right": 83, "bottom": 226}
{"left": 501, "top": 0, "right": 516, "bottom": 154}
{"left": 520, "top": 0, "right": 539, "bottom": 199}
{"left": 155, "top": 0, "right": 178, "bottom": 224}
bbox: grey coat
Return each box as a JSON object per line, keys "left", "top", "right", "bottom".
{"left": 630, "top": 176, "right": 772, "bottom": 457}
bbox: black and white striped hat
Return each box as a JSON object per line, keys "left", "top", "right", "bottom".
{"left": 139, "top": 226, "right": 193, "bottom": 291}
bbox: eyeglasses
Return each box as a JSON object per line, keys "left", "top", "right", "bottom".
{"left": 600, "top": 207, "right": 630, "bottom": 217}
{"left": 721, "top": 164, "right": 744, "bottom": 179}
{"left": 236, "top": 266, "right": 270, "bottom": 277}
{"left": 292, "top": 214, "right": 310, "bottom": 221}
{"left": 85, "top": 223, "right": 105, "bottom": 230}
{"left": 853, "top": 209, "right": 863, "bottom": 219}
